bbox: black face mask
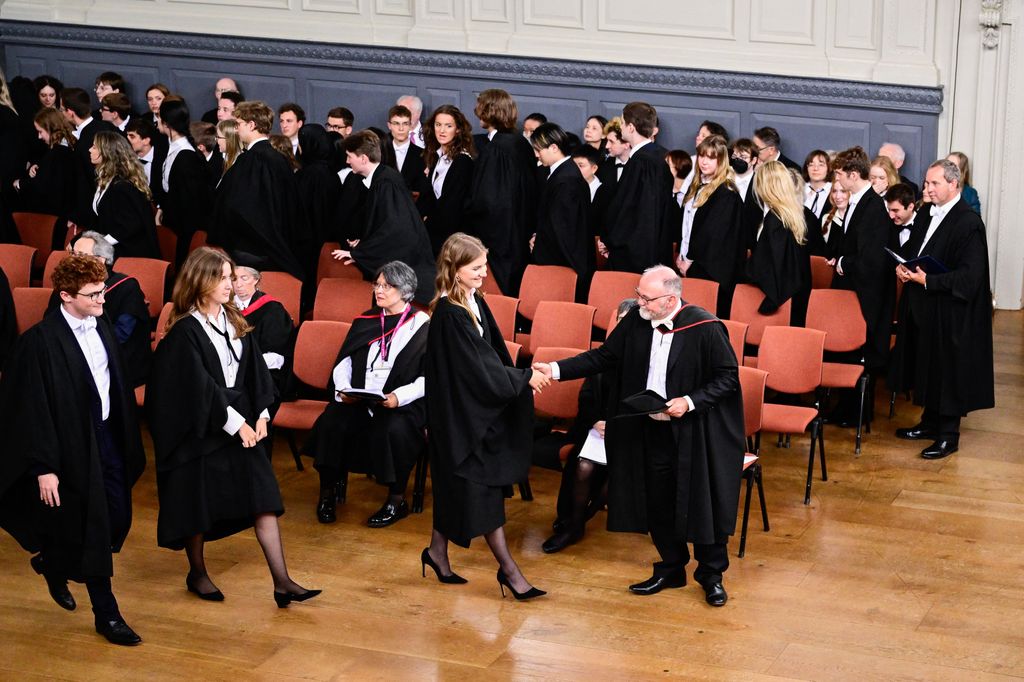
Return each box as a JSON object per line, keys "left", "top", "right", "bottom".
{"left": 730, "top": 157, "right": 749, "bottom": 175}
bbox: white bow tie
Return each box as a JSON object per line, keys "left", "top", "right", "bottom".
{"left": 76, "top": 317, "right": 98, "bottom": 333}
{"left": 651, "top": 318, "right": 673, "bottom": 330}
{"left": 929, "top": 205, "right": 947, "bottom": 217}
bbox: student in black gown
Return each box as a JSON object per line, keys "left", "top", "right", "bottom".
{"left": 157, "top": 99, "right": 213, "bottom": 267}
{"left": 0, "top": 266, "right": 14, "bottom": 365}
{"left": 61, "top": 87, "right": 117, "bottom": 229}
{"left": 331, "top": 130, "right": 436, "bottom": 303}
{"left": 422, "top": 233, "right": 548, "bottom": 599}
{"left": 421, "top": 104, "right": 476, "bottom": 256}
{"left": 810, "top": 183, "right": 848, "bottom": 259}
{"left": 209, "top": 101, "right": 308, "bottom": 282}
{"left": 464, "top": 89, "right": 538, "bottom": 295}
{"left": 0, "top": 254, "right": 146, "bottom": 645}
{"left": 13, "top": 108, "right": 82, "bottom": 231}
{"left": 1, "top": 71, "right": 26, "bottom": 219}
{"left": 296, "top": 123, "right": 342, "bottom": 262}
{"left": 89, "top": 132, "right": 160, "bottom": 260}
{"left": 529, "top": 122, "right": 593, "bottom": 301}
{"left": 232, "top": 265, "right": 295, "bottom": 403}
{"left": 146, "top": 247, "right": 320, "bottom": 607}
{"left": 674, "top": 135, "right": 744, "bottom": 318}
{"left": 746, "top": 161, "right": 811, "bottom": 326}
{"left": 215, "top": 118, "right": 243, "bottom": 178}
{"left": 802, "top": 149, "right": 833, "bottom": 220}
{"left": 571, "top": 144, "right": 612, "bottom": 246}
{"left": 305, "top": 261, "right": 429, "bottom": 526}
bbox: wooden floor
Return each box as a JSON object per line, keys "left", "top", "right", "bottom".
{"left": 2, "top": 311, "right": 1023, "bottom": 681}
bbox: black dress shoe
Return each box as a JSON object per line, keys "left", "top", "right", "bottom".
{"left": 551, "top": 518, "right": 567, "bottom": 534}
{"left": 921, "top": 438, "right": 959, "bottom": 460}
{"left": 367, "top": 499, "right": 409, "bottom": 528}
{"left": 541, "top": 530, "right": 582, "bottom": 554}
{"left": 316, "top": 492, "right": 337, "bottom": 524}
{"left": 702, "top": 582, "right": 728, "bottom": 607}
{"left": 896, "top": 424, "right": 936, "bottom": 440}
{"left": 628, "top": 573, "right": 686, "bottom": 595}
{"left": 30, "top": 554, "right": 75, "bottom": 611}
{"left": 186, "top": 573, "right": 225, "bottom": 601}
{"left": 95, "top": 618, "right": 142, "bottom": 646}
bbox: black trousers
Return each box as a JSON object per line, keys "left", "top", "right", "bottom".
{"left": 920, "top": 407, "right": 961, "bottom": 438}
{"left": 643, "top": 420, "right": 729, "bottom": 586}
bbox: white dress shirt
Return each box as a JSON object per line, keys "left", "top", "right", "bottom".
{"left": 432, "top": 150, "right": 453, "bottom": 199}
{"left": 898, "top": 211, "right": 917, "bottom": 248}
{"left": 804, "top": 182, "right": 831, "bottom": 218}
{"left": 410, "top": 123, "right": 424, "bottom": 148}
{"left": 191, "top": 307, "right": 270, "bottom": 435}
{"left": 547, "top": 155, "right": 570, "bottom": 178}
{"left": 233, "top": 294, "right": 285, "bottom": 370}
{"left": 139, "top": 147, "right": 155, "bottom": 185}
{"left": 163, "top": 135, "right": 195, "bottom": 194}
{"left": 734, "top": 172, "right": 753, "bottom": 201}
{"left": 919, "top": 194, "right": 961, "bottom": 255}
{"left": 393, "top": 139, "right": 411, "bottom": 172}
{"left": 61, "top": 304, "right": 111, "bottom": 420}
{"left": 116, "top": 115, "right": 130, "bottom": 133}
{"left": 332, "top": 310, "right": 429, "bottom": 410}
{"left": 629, "top": 139, "right": 651, "bottom": 159}
{"left": 588, "top": 176, "right": 602, "bottom": 202}
{"left": 836, "top": 183, "right": 872, "bottom": 275}
{"left": 73, "top": 117, "right": 92, "bottom": 140}
{"left": 361, "top": 162, "right": 379, "bottom": 189}
{"left": 679, "top": 188, "right": 701, "bottom": 262}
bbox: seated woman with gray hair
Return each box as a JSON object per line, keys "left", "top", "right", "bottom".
{"left": 232, "top": 265, "right": 295, "bottom": 401}
{"left": 303, "top": 261, "right": 430, "bottom": 527}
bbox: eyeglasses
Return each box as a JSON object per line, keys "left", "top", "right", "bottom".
{"left": 76, "top": 288, "right": 107, "bottom": 302}
{"left": 372, "top": 282, "right": 395, "bottom": 292}
{"left": 634, "top": 289, "right": 674, "bottom": 305}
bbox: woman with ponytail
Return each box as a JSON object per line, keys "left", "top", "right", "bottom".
{"left": 159, "top": 98, "right": 213, "bottom": 266}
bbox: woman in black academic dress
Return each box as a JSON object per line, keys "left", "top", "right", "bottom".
{"left": 530, "top": 122, "right": 593, "bottom": 301}
{"left": 90, "top": 131, "right": 160, "bottom": 260}
{"left": 422, "top": 233, "right": 548, "bottom": 600}
{"left": 746, "top": 160, "right": 812, "bottom": 326}
{"left": 675, "top": 135, "right": 745, "bottom": 318}
{"left": 147, "top": 247, "right": 320, "bottom": 607}
{"left": 14, "top": 108, "right": 82, "bottom": 228}
{"left": 421, "top": 104, "right": 476, "bottom": 256}
{"left": 158, "top": 99, "right": 213, "bottom": 267}
{"left": 232, "top": 265, "right": 295, "bottom": 403}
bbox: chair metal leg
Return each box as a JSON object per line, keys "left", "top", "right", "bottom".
{"left": 518, "top": 478, "right": 533, "bottom": 501}
{"left": 804, "top": 423, "right": 817, "bottom": 505}
{"left": 755, "top": 463, "right": 769, "bottom": 531}
{"left": 739, "top": 468, "right": 754, "bottom": 558}
{"left": 785, "top": 434, "right": 791, "bottom": 448}
{"left": 818, "top": 420, "right": 828, "bottom": 481}
{"left": 889, "top": 391, "right": 897, "bottom": 418}
{"left": 855, "top": 374, "right": 867, "bottom": 455}
{"left": 411, "top": 448, "right": 428, "bottom": 514}
{"left": 285, "top": 430, "right": 304, "bottom": 471}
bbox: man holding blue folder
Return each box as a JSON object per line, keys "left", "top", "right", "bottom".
{"left": 890, "top": 159, "right": 994, "bottom": 459}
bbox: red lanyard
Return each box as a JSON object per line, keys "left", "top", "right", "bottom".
{"left": 373, "top": 305, "right": 413, "bottom": 362}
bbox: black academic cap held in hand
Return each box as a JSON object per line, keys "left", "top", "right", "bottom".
{"left": 614, "top": 389, "right": 669, "bottom": 419}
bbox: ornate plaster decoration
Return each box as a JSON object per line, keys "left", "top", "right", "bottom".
{"left": 980, "top": 0, "right": 1003, "bottom": 49}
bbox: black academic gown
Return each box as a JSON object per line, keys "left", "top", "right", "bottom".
{"left": 889, "top": 199, "right": 994, "bottom": 417}
{"left": 807, "top": 210, "right": 838, "bottom": 258}
{"left": 95, "top": 180, "right": 160, "bottom": 260}
{"left": 421, "top": 152, "right": 474, "bottom": 256}
{"left": 426, "top": 295, "right": 534, "bottom": 547}
{"left": 533, "top": 159, "right": 594, "bottom": 301}
{"left": 163, "top": 148, "right": 213, "bottom": 266}
{"left": 145, "top": 145, "right": 167, "bottom": 208}
{"left": 0, "top": 268, "right": 18, "bottom": 369}
{"left": 146, "top": 314, "right": 282, "bottom": 550}
{"left": 351, "top": 164, "right": 436, "bottom": 304}
{"left": 17, "top": 144, "right": 82, "bottom": 223}
{"left": 391, "top": 137, "right": 429, "bottom": 199}
{"left": 740, "top": 178, "right": 763, "bottom": 254}
{"left": 305, "top": 309, "right": 428, "bottom": 483}
{"left": 210, "top": 139, "right": 308, "bottom": 281}
{"left": 296, "top": 126, "right": 343, "bottom": 260}
{"left": 684, "top": 183, "right": 745, "bottom": 318}
{"left": 333, "top": 169, "right": 369, "bottom": 243}
{"left": 555, "top": 305, "right": 745, "bottom": 545}
{"left": 465, "top": 130, "right": 538, "bottom": 295}
{"left": 239, "top": 290, "right": 296, "bottom": 401}
{"left": 746, "top": 212, "right": 811, "bottom": 326}
{"left": 831, "top": 187, "right": 895, "bottom": 369}
{"left": 73, "top": 118, "right": 117, "bottom": 229}
{"left": 0, "top": 309, "right": 145, "bottom": 579}
{"left": 603, "top": 142, "right": 674, "bottom": 273}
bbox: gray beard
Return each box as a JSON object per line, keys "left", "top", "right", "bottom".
{"left": 638, "top": 307, "right": 654, "bottom": 321}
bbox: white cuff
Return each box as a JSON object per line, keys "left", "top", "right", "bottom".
{"left": 104, "top": 233, "right": 119, "bottom": 245}
{"left": 258, "top": 409, "right": 270, "bottom": 421}
{"left": 550, "top": 362, "right": 561, "bottom": 381}
{"left": 392, "top": 377, "right": 425, "bottom": 407}
{"left": 683, "top": 395, "right": 695, "bottom": 412}
{"left": 223, "top": 406, "right": 245, "bottom": 435}
{"left": 835, "top": 257, "right": 844, "bottom": 276}
{"left": 263, "top": 352, "right": 285, "bottom": 370}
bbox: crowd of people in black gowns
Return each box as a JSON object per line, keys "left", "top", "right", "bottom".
{"left": 0, "top": 64, "right": 996, "bottom": 645}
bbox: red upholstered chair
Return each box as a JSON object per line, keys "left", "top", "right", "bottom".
{"left": 317, "top": 242, "right": 364, "bottom": 283}
{"left": 257, "top": 271, "right": 302, "bottom": 324}
{"left": 806, "top": 289, "right": 870, "bottom": 453}
{"left": 155, "top": 225, "right": 178, "bottom": 265}
{"left": 518, "top": 264, "right": 576, "bottom": 324}
{"left": 313, "top": 277, "right": 373, "bottom": 323}
{"left": 532, "top": 346, "right": 586, "bottom": 422}
{"left": 41, "top": 250, "right": 71, "bottom": 289}
{"left": 721, "top": 319, "right": 748, "bottom": 364}
{"left": 523, "top": 301, "right": 595, "bottom": 358}
{"left": 504, "top": 340, "right": 522, "bottom": 365}
{"left": 12, "top": 212, "right": 59, "bottom": 270}
{"left": 272, "top": 320, "right": 350, "bottom": 470}
{"left": 478, "top": 273, "right": 503, "bottom": 296}
{"left": 757, "top": 325, "right": 826, "bottom": 505}
{"left": 730, "top": 283, "right": 792, "bottom": 363}
{"left": 113, "top": 257, "right": 170, "bottom": 318}
{"left": 810, "top": 256, "right": 834, "bottom": 289}
{"left": 0, "top": 244, "right": 37, "bottom": 289}
{"left": 737, "top": 366, "right": 769, "bottom": 558}
{"left": 188, "top": 230, "right": 208, "bottom": 253}
{"left": 153, "top": 302, "right": 174, "bottom": 349}
{"left": 682, "top": 277, "right": 719, "bottom": 313}
{"left": 485, "top": 294, "right": 519, "bottom": 342}
{"left": 12, "top": 287, "right": 51, "bottom": 334}
{"left": 588, "top": 271, "right": 640, "bottom": 337}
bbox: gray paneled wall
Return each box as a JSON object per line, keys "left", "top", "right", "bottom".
{"left": 1, "top": 20, "right": 942, "bottom": 182}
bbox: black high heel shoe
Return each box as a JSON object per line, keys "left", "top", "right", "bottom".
{"left": 497, "top": 569, "right": 546, "bottom": 601}
{"left": 421, "top": 548, "right": 468, "bottom": 584}
{"left": 186, "top": 573, "right": 225, "bottom": 602}
{"left": 273, "top": 588, "right": 322, "bottom": 608}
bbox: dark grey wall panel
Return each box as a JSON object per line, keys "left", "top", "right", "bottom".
{"left": 0, "top": 19, "right": 942, "bottom": 181}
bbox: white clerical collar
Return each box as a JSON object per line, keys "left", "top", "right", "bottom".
{"left": 629, "top": 139, "right": 651, "bottom": 158}
{"left": 60, "top": 302, "right": 97, "bottom": 330}
{"left": 650, "top": 301, "right": 683, "bottom": 329}
{"left": 362, "top": 162, "right": 380, "bottom": 188}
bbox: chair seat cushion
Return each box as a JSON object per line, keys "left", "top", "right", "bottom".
{"left": 820, "top": 362, "right": 863, "bottom": 389}
{"left": 273, "top": 399, "right": 329, "bottom": 429}
{"left": 761, "top": 404, "right": 816, "bottom": 434}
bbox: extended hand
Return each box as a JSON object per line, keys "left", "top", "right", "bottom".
{"left": 255, "top": 418, "right": 268, "bottom": 442}
{"left": 239, "top": 422, "right": 258, "bottom": 447}
{"left": 529, "top": 369, "right": 550, "bottom": 393}
{"left": 331, "top": 249, "right": 354, "bottom": 264}
{"left": 337, "top": 391, "right": 359, "bottom": 404}
{"left": 532, "top": 362, "right": 553, "bottom": 381}
{"left": 38, "top": 473, "right": 60, "bottom": 507}
{"left": 664, "top": 397, "right": 690, "bottom": 418}
{"left": 594, "top": 420, "right": 606, "bottom": 438}
{"left": 529, "top": 233, "right": 536, "bottom": 253}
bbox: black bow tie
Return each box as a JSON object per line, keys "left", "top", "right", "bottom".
{"left": 139, "top": 158, "right": 148, "bottom": 165}
{"left": 615, "top": 162, "right": 626, "bottom": 167}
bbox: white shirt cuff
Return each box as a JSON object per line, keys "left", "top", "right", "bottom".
{"left": 550, "top": 362, "right": 561, "bottom": 381}
{"left": 104, "top": 233, "right": 119, "bottom": 245}
{"left": 263, "top": 352, "right": 285, "bottom": 370}
{"left": 683, "top": 395, "right": 695, "bottom": 412}
{"left": 392, "top": 377, "right": 425, "bottom": 406}
{"left": 835, "top": 257, "right": 844, "bottom": 275}
{"left": 223, "top": 407, "right": 245, "bottom": 435}
{"left": 258, "top": 409, "right": 270, "bottom": 421}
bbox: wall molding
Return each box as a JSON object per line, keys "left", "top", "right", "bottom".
{"left": 0, "top": 19, "right": 943, "bottom": 114}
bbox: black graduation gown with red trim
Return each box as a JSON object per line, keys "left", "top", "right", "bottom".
{"left": 425, "top": 295, "right": 534, "bottom": 546}
{"left": 0, "top": 309, "right": 145, "bottom": 579}
{"left": 554, "top": 304, "right": 745, "bottom": 544}
{"left": 305, "top": 308, "right": 428, "bottom": 482}
{"left": 240, "top": 289, "right": 295, "bottom": 400}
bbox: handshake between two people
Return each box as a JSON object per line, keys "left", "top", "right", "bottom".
{"left": 530, "top": 362, "right": 689, "bottom": 418}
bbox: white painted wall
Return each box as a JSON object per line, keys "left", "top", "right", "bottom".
{"left": 2, "top": 0, "right": 1018, "bottom": 307}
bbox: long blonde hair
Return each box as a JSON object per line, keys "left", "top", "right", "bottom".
{"left": 684, "top": 135, "right": 736, "bottom": 207}
{"left": 166, "top": 247, "right": 252, "bottom": 337}
{"left": 93, "top": 131, "right": 152, "bottom": 200}
{"left": 754, "top": 160, "right": 807, "bottom": 244}
{"left": 217, "top": 118, "right": 242, "bottom": 174}
{"left": 431, "top": 233, "right": 487, "bottom": 326}
{"left": 0, "top": 67, "right": 15, "bottom": 113}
